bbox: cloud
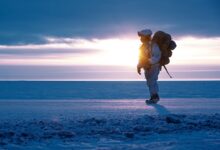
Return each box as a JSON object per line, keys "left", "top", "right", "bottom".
{"left": 0, "top": 37, "right": 140, "bottom": 66}
{"left": 0, "top": 36, "right": 220, "bottom": 67}
{"left": 0, "top": 48, "right": 93, "bottom": 56}
{"left": 0, "top": 38, "right": 101, "bottom": 57}
{"left": 0, "top": 0, "right": 219, "bottom": 45}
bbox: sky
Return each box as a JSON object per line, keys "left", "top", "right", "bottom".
{"left": 0, "top": 0, "right": 220, "bottom": 80}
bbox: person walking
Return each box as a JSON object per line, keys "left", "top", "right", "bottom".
{"left": 137, "top": 29, "right": 161, "bottom": 104}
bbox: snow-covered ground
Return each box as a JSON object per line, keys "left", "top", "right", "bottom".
{"left": 0, "top": 99, "right": 220, "bottom": 149}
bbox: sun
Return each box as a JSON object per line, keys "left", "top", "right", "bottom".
{"left": 89, "top": 38, "right": 140, "bottom": 67}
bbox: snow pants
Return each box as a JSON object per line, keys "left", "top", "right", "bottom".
{"left": 144, "top": 64, "right": 161, "bottom": 96}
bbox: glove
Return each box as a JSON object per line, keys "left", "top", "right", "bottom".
{"left": 137, "top": 65, "right": 142, "bottom": 75}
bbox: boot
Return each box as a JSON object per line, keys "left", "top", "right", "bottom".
{"left": 145, "top": 94, "right": 160, "bottom": 104}
{"left": 152, "top": 93, "right": 160, "bottom": 104}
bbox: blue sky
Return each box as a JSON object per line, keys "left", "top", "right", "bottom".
{"left": 0, "top": 0, "right": 220, "bottom": 80}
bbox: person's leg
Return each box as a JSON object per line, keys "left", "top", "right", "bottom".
{"left": 147, "top": 64, "right": 160, "bottom": 100}
{"left": 144, "top": 69, "right": 152, "bottom": 99}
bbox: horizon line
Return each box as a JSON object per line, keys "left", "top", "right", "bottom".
{"left": 1, "top": 79, "right": 220, "bottom": 82}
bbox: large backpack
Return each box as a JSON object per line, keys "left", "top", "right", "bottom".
{"left": 152, "top": 31, "right": 177, "bottom": 77}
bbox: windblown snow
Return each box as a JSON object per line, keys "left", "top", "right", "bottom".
{"left": 0, "top": 99, "right": 219, "bottom": 149}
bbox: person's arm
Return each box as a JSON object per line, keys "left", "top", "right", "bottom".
{"left": 149, "top": 43, "right": 161, "bottom": 65}
{"left": 137, "top": 46, "right": 144, "bottom": 75}
{"left": 137, "top": 45, "right": 151, "bottom": 74}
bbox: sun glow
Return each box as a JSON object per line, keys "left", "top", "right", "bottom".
{"left": 0, "top": 36, "right": 220, "bottom": 67}
{"left": 0, "top": 38, "right": 141, "bottom": 66}
{"left": 172, "top": 37, "right": 220, "bottom": 65}
{"left": 87, "top": 39, "right": 140, "bottom": 66}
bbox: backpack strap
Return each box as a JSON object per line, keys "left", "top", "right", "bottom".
{"left": 163, "top": 65, "right": 172, "bottom": 78}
